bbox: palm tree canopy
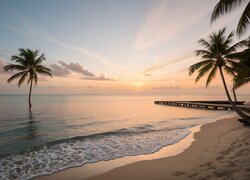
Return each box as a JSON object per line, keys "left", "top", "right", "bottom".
{"left": 189, "top": 28, "right": 247, "bottom": 87}
{"left": 211, "top": 0, "right": 250, "bottom": 35}
{"left": 230, "top": 48, "right": 250, "bottom": 88}
{"left": 3, "top": 48, "right": 52, "bottom": 87}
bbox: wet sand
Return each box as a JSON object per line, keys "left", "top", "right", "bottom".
{"left": 38, "top": 117, "right": 250, "bottom": 180}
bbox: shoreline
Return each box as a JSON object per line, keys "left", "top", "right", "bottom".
{"left": 87, "top": 117, "right": 250, "bottom": 180}
{"left": 37, "top": 126, "right": 200, "bottom": 180}
{"left": 37, "top": 116, "right": 238, "bottom": 180}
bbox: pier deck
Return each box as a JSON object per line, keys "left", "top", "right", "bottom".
{"left": 154, "top": 101, "right": 250, "bottom": 111}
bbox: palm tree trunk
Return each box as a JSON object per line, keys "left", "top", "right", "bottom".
{"left": 219, "top": 67, "right": 249, "bottom": 121}
{"left": 232, "top": 87, "right": 237, "bottom": 103}
{"left": 28, "top": 78, "right": 33, "bottom": 108}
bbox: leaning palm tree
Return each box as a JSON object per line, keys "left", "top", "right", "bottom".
{"left": 227, "top": 37, "right": 250, "bottom": 88}
{"left": 231, "top": 48, "right": 250, "bottom": 88}
{"left": 211, "top": 0, "right": 250, "bottom": 35}
{"left": 189, "top": 28, "right": 249, "bottom": 122}
{"left": 234, "top": 61, "right": 250, "bottom": 88}
{"left": 3, "top": 48, "right": 52, "bottom": 108}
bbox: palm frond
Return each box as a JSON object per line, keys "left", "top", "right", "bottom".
{"left": 195, "top": 50, "right": 213, "bottom": 57}
{"left": 226, "top": 59, "right": 240, "bottom": 67}
{"left": 218, "top": 28, "right": 227, "bottom": 40}
{"left": 189, "top": 60, "right": 214, "bottom": 75}
{"left": 27, "top": 77, "right": 31, "bottom": 84}
{"left": 34, "top": 53, "right": 45, "bottom": 66}
{"left": 225, "top": 31, "right": 234, "bottom": 45}
{"left": 19, "top": 48, "right": 28, "bottom": 58}
{"left": 195, "top": 62, "right": 214, "bottom": 83}
{"left": 226, "top": 51, "right": 244, "bottom": 59}
{"left": 225, "top": 40, "right": 247, "bottom": 54}
{"left": 223, "top": 65, "right": 236, "bottom": 76}
{"left": 198, "top": 39, "right": 213, "bottom": 50}
{"left": 7, "top": 71, "right": 27, "bottom": 83}
{"left": 3, "top": 64, "right": 27, "bottom": 72}
{"left": 234, "top": 74, "right": 250, "bottom": 89}
{"left": 35, "top": 65, "right": 51, "bottom": 72}
{"left": 18, "top": 72, "right": 29, "bottom": 87}
{"left": 33, "top": 72, "right": 38, "bottom": 85}
{"left": 206, "top": 66, "right": 218, "bottom": 87}
{"left": 36, "top": 69, "right": 52, "bottom": 77}
{"left": 237, "top": 2, "right": 250, "bottom": 35}
{"left": 211, "top": 0, "right": 242, "bottom": 23}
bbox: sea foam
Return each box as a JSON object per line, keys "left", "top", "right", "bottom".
{"left": 0, "top": 127, "right": 191, "bottom": 180}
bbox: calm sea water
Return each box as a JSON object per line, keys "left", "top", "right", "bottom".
{"left": 0, "top": 95, "right": 240, "bottom": 179}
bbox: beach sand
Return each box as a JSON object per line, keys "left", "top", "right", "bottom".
{"left": 38, "top": 117, "right": 250, "bottom": 180}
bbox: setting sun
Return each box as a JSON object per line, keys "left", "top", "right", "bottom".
{"left": 132, "top": 80, "right": 144, "bottom": 90}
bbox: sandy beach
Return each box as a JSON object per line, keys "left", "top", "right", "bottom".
{"left": 38, "top": 116, "right": 250, "bottom": 180}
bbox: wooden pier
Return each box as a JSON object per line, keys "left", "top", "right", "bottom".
{"left": 154, "top": 101, "right": 250, "bottom": 111}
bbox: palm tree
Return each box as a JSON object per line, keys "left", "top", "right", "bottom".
{"left": 234, "top": 60, "right": 250, "bottom": 88}
{"left": 227, "top": 37, "right": 250, "bottom": 88}
{"left": 189, "top": 28, "right": 249, "bottom": 122}
{"left": 211, "top": 0, "right": 250, "bottom": 35}
{"left": 3, "top": 48, "right": 52, "bottom": 108}
{"left": 231, "top": 49, "right": 250, "bottom": 88}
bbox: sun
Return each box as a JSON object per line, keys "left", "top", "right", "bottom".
{"left": 133, "top": 81, "right": 144, "bottom": 89}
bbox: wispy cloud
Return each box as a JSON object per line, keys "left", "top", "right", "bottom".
{"left": 134, "top": 0, "right": 216, "bottom": 50}
{"left": 7, "top": 9, "right": 126, "bottom": 70}
{"left": 47, "top": 38, "right": 126, "bottom": 70}
{"left": 11, "top": 8, "right": 39, "bottom": 27}
{"left": 143, "top": 52, "right": 194, "bottom": 74}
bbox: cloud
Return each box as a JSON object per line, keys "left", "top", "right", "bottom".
{"left": 82, "top": 75, "right": 115, "bottom": 81}
{"left": 58, "top": 61, "right": 95, "bottom": 77}
{"left": 6, "top": 9, "right": 126, "bottom": 70}
{"left": 50, "top": 63, "right": 71, "bottom": 77}
{"left": 50, "top": 61, "right": 114, "bottom": 81}
{"left": 144, "top": 73, "right": 151, "bottom": 76}
{"left": 134, "top": 0, "right": 217, "bottom": 50}
{"left": 11, "top": 8, "right": 39, "bottom": 27}
{"left": 1, "top": 58, "right": 114, "bottom": 81}
{"left": 48, "top": 38, "right": 126, "bottom": 70}
{"left": 143, "top": 53, "right": 194, "bottom": 74}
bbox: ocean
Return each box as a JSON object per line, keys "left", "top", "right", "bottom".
{"left": 0, "top": 94, "right": 238, "bottom": 179}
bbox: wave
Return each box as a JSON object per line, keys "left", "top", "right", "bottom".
{"left": 0, "top": 112, "right": 234, "bottom": 180}
{"left": 0, "top": 126, "right": 191, "bottom": 180}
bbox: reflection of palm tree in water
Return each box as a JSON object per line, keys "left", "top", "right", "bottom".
{"left": 26, "top": 108, "right": 38, "bottom": 140}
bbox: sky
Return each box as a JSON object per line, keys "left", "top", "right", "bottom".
{"left": 0, "top": 0, "right": 249, "bottom": 95}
